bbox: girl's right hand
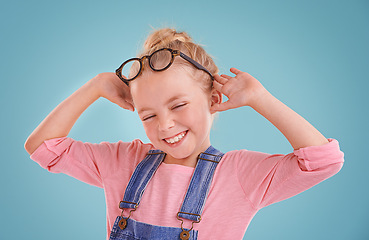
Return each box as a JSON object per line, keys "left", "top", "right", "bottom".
{"left": 91, "top": 72, "right": 135, "bottom": 111}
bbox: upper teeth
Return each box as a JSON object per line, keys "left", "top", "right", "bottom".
{"left": 165, "top": 131, "right": 186, "bottom": 144}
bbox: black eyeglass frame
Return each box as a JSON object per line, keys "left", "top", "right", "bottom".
{"left": 115, "top": 48, "right": 214, "bottom": 86}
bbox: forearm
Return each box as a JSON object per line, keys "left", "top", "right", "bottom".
{"left": 24, "top": 79, "right": 100, "bottom": 155}
{"left": 251, "top": 90, "right": 328, "bottom": 150}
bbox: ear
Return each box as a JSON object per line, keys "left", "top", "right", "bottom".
{"left": 210, "top": 88, "right": 222, "bottom": 109}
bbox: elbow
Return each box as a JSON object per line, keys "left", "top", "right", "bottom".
{"left": 24, "top": 136, "right": 39, "bottom": 156}
{"left": 323, "top": 159, "right": 344, "bottom": 180}
{"left": 332, "top": 160, "right": 344, "bottom": 176}
{"left": 331, "top": 150, "right": 345, "bottom": 176}
{"left": 24, "top": 138, "right": 33, "bottom": 155}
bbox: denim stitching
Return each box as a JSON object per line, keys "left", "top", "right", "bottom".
{"left": 121, "top": 151, "right": 164, "bottom": 209}
{"left": 136, "top": 154, "right": 163, "bottom": 205}
{"left": 179, "top": 147, "right": 224, "bottom": 221}
{"left": 121, "top": 146, "right": 223, "bottom": 221}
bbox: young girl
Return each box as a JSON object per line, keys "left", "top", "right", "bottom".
{"left": 25, "top": 28, "right": 344, "bottom": 240}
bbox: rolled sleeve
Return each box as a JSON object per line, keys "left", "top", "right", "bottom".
{"left": 30, "top": 137, "right": 154, "bottom": 188}
{"left": 30, "top": 137, "right": 74, "bottom": 171}
{"left": 235, "top": 138, "right": 344, "bottom": 209}
{"left": 293, "top": 138, "right": 344, "bottom": 171}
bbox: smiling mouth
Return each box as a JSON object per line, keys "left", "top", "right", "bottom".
{"left": 163, "top": 130, "right": 188, "bottom": 144}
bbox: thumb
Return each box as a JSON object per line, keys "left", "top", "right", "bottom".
{"left": 114, "top": 98, "right": 135, "bottom": 112}
{"left": 210, "top": 101, "right": 233, "bottom": 113}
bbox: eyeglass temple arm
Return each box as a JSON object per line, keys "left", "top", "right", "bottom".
{"left": 179, "top": 52, "right": 214, "bottom": 80}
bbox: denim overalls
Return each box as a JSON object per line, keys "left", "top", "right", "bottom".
{"left": 109, "top": 145, "right": 224, "bottom": 240}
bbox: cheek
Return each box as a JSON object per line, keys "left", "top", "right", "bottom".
{"left": 181, "top": 104, "right": 212, "bottom": 129}
{"left": 142, "top": 122, "right": 157, "bottom": 140}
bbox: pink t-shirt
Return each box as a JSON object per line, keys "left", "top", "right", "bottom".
{"left": 30, "top": 137, "right": 344, "bottom": 239}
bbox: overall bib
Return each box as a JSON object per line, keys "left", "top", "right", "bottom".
{"left": 109, "top": 145, "right": 224, "bottom": 240}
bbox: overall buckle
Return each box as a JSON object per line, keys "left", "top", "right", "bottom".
{"left": 118, "top": 201, "right": 138, "bottom": 230}
{"left": 177, "top": 212, "right": 201, "bottom": 240}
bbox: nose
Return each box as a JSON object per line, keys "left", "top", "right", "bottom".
{"left": 158, "top": 114, "right": 175, "bottom": 132}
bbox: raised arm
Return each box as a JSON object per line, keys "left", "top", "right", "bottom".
{"left": 24, "top": 72, "right": 134, "bottom": 155}
{"left": 210, "top": 68, "right": 328, "bottom": 150}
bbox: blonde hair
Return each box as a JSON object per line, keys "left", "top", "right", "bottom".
{"left": 131, "top": 28, "right": 218, "bottom": 92}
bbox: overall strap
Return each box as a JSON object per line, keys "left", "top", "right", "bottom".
{"left": 177, "top": 145, "right": 224, "bottom": 222}
{"left": 119, "top": 150, "right": 166, "bottom": 210}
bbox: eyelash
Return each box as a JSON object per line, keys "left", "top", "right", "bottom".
{"left": 172, "top": 103, "right": 187, "bottom": 110}
{"left": 142, "top": 103, "right": 187, "bottom": 121}
{"left": 142, "top": 115, "right": 155, "bottom": 121}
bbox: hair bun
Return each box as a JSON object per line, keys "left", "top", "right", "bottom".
{"left": 144, "top": 28, "right": 193, "bottom": 51}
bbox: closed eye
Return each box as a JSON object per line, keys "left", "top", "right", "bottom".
{"left": 142, "top": 115, "right": 156, "bottom": 121}
{"left": 142, "top": 103, "right": 187, "bottom": 121}
{"left": 172, "top": 103, "right": 187, "bottom": 110}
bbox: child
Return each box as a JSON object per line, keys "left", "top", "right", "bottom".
{"left": 25, "top": 28, "right": 344, "bottom": 240}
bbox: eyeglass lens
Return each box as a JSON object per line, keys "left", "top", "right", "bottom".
{"left": 121, "top": 49, "right": 173, "bottom": 80}
{"left": 121, "top": 60, "right": 140, "bottom": 79}
{"left": 149, "top": 49, "right": 172, "bottom": 70}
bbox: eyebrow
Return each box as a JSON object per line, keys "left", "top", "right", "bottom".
{"left": 137, "top": 94, "right": 187, "bottom": 115}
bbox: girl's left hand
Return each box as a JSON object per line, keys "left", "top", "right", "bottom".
{"left": 210, "top": 68, "right": 267, "bottom": 113}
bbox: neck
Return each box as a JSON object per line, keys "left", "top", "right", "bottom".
{"left": 163, "top": 144, "right": 212, "bottom": 168}
{"left": 164, "top": 154, "right": 198, "bottom": 168}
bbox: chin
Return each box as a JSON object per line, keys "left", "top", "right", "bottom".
{"left": 160, "top": 143, "right": 195, "bottom": 160}
{"left": 168, "top": 151, "right": 191, "bottom": 160}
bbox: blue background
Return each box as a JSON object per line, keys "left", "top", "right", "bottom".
{"left": 1, "top": 0, "right": 368, "bottom": 239}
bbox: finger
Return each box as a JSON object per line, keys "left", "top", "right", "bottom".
{"left": 214, "top": 74, "right": 228, "bottom": 85}
{"left": 114, "top": 98, "right": 135, "bottom": 112}
{"left": 230, "top": 67, "right": 243, "bottom": 75}
{"left": 220, "top": 74, "right": 232, "bottom": 80}
{"left": 120, "top": 86, "right": 134, "bottom": 105}
{"left": 210, "top": 101, "right": 234, "bottom": 113}
{"left": 213, "top": 78, "right": 232, "bottom": 97}
{"left": 123, "top": 101, "right": 135, "bottom": 112}
{"left": 212, "top": 80, "right": 223, "bottom": 92}
{"left": 125, "top": 94, "right": 134, "bottom": 105}
{"left": 127, "top": 102, "right": 135, "bottom": 112}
